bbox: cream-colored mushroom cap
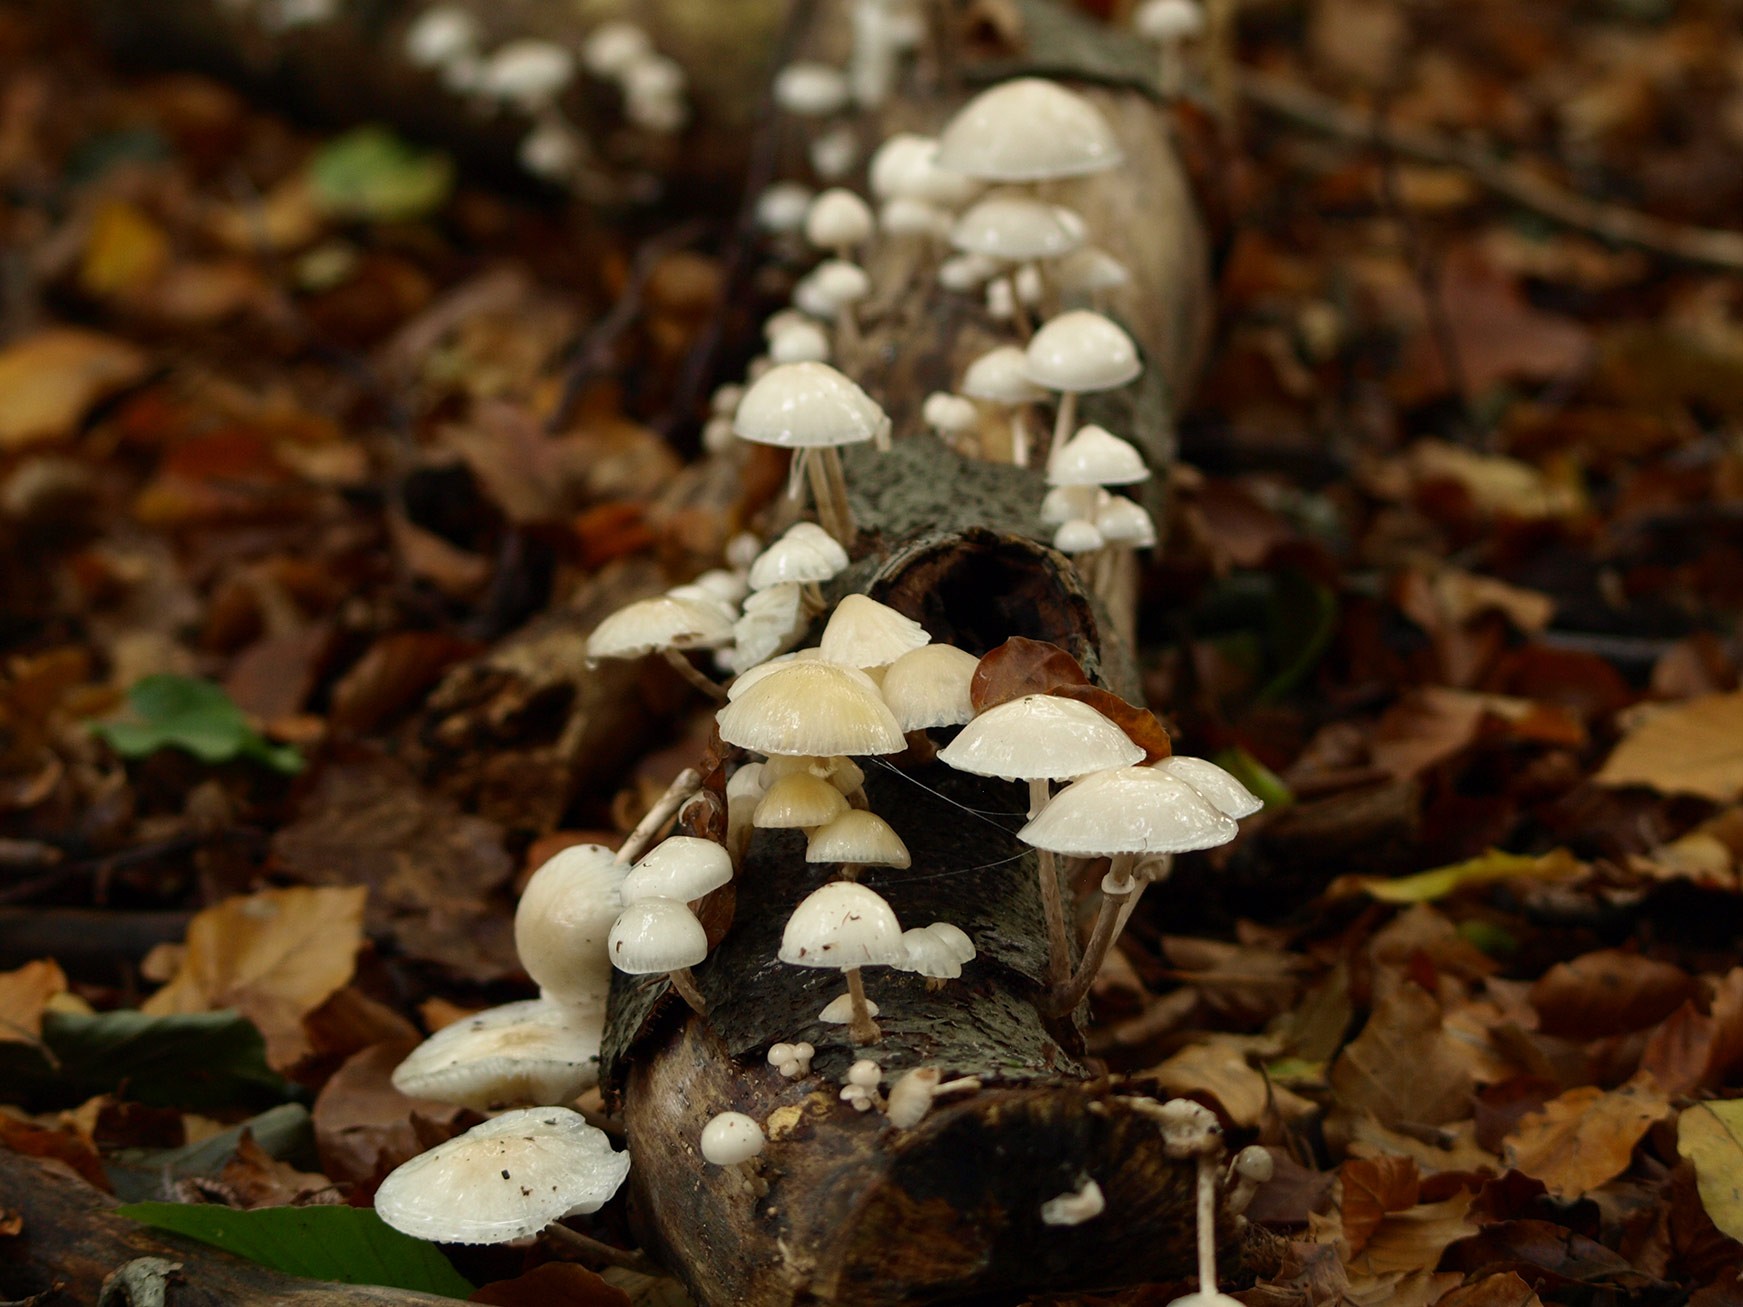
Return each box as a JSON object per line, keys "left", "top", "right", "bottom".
{"left": 480, "top": 40, "right": 576, "bottom": 110}
{"left": 880, "top": 643, "right": 979, "bottom": 731}
{"left": 406, "top": 7, "right": 479, "bottom": 67}
{"left": 1055, "top": 246, "right": 1131, "bottom": 295}
{"left": 880, "top": 197, "right": 949, "bottom": 238}
{"left": 763, "top": 753, "right": 866, "bottom": 793}
{"left": 608, "top": 897, "right": 708, "bottom": 974}
{"left": 1096, "top": 496, "right": 1157, "bottom": 547}
{"left": 950, "top": 193, "right": 1083, "bottom": 262}
{"left": 935, "top": 78, "right": 1124, "bottom": 182}
{"left": 806, "top": 810, "right": 910, "bottom": 868}
{"left": 749, "top": 521, "right": 849, "bottom": 591}
{"left": 755, "top": 771, "right": 851, "bottom": 829}
{"left": 819, "top": 595, "right": 931, "bottom": 669}
{"left": 733, "top": 362, "right": 887, "bottom": 449}
{"left": 773, "top": 62, "right": 850, "bottom": 116}
{"left": 939, "top": 252, "right": 1002, "bottom": 292}
{"left": 780, "top": 881, "right": 906, "bottom": 968}
{"left": 1025, "top": 311, "right": 1142, "bottom": 393}
{"left": 923, "top": 920, "right": 976, "bottom": 965}
{"left": 812, "top": 260, "right": 871, "bottom": 308}
{"left": 769, "top": 320, "right": 831, "bottom": 365}
{"left": 700, "top": 1111, "right": 766, "bottom": 1165}
{"left": 1151, "top": 756, "right": 1263, "bottom": 818}
{"left": 373, "top": 1107, "right": 629, "bottom": 1244}
{"left": 805, "top": 189, "right": 875, "bottom": 252}
{"left": 515, "top": 844, "right": 625, "bottom": 1005}
{"left": 1053, "top": 519, "right": 1104, "bottom": 554}
{"left": 588, "top": 595, "right": 734, "bottom": 659}
{"left": 869, "top": 132, "right": 983, "bottom": 207}
{"left": 725, "top": 648, "right": 830, "bottom": 700}
{"left": 897, "top": 926, "right": 962, "bottom": 978}
{"left": 923, "top": 392, "right": 979, "bottom": 437}
{"left": 1019, "top": 765, "right": 1238, "bottom": 854}
{"left": 938, "top": 694, "right": 1142, "bottom": 781}
{"left": 581, "top": 20, "right": 651, "bottom": 77}
{"left": 961, "top": 346, "right": 1046, "bottom": 405}
{"left": 1048, "top": 425, "right": 1150, "bottom": 487}
{"left": 718, "top": 660, "right": 904, "bottom": 757}
{"left": 757, "top": 182, "right": 814, "bottom": 233}
{"left": 1137, "top": 0, "right": 1207, "bottom": 39}
{"left": 391, "top": 998, "right": 604, "bottom": 1110}
{"left": 1041, "top": 484, "right": 1107, "bottom": 526}
{"left": 727, "top": 584, "right": 807, "bottom": 672}
{"left": 622, "top": 836, "right": 734, "bottom": 904}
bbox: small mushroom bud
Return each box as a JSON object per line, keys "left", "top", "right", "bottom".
{"left": 766, "top": 1040, "right": 816, "bottom": 1079}
{"left": 884, "top": 1067, "right": 941, "bottom": 1128}
{"left": 700, "top": 1111, "right": 767, "bottom": 1197}
{"left": 839, "top": 1058, "right": 883, "bottom": 1112}
{"left": 1040, "top": 1176, "right": 1105, "bottom": 1226}
{"left": 1224, "top": 1145, "right": 1274, "bottom": 1217}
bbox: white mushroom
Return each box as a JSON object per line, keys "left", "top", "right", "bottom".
{"left": 514, "top": 844, "right": 625, "bottom": 1007}
{"left": 1025, "top": 311, "right": 1142, "bottom": 462}
{"left": 700, "top": 1111, "right": 767, "bottom": 1196}
{"left": 1040, "top": 1176, "right": 1106, "bottom": 1226}
{"left": 390, "top": 997, "right": 605, "bottom": 1110}
{"left": 766, "top": 1040, "right": 816, "bottom": 1078}
{"left": 780, "top": 881, "right": 905, "bottom": 1044}
{"left": 608, "top": 896, "right": 709, "bottom": 1014}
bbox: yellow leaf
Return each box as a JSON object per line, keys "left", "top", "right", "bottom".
{"left": 0, "top": 958, "right": 67, "bottom": 1043}
{"left": 1596, "top": 692, "right": 1743, "bottom": 802}
{"left": 80, "top": 199, "right": 170, "bottom": 298}
{"left": 0, "top": 329, "right": 149, "bottom": 448}
{"left": 1677, "top": 1101, "right": 1743, "bottom": 1242}
{"left": 1330, "top": 847, "right": 1583, "bottom": 903}
{"left": 1502, "top": 1073, "right": 1670, "bottom": 1199}
{"left": 144, "top": 886, "right": 367, "bottom": 1069}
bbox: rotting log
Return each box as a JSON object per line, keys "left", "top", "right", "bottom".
{"left": 0, "top": 1150, "right": 457, "bottom": 1306}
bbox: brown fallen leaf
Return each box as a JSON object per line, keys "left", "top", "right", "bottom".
{"left": 311, "top": 1042, "right": 465, "bottom": 1187}
{"left": 142, "top": 886, "right": 368, "bottom": 1069}
{"left": 1501, "top": 1073, "right": 1671, "bottom": 1200}
{"left": 1145, "top": 1039, "right": 1316, "bottom": 1130}
{"left": 1340, "top": 1155, "right": 1420, "bottom": 1257}
{"left": 969, "top": 636, "right": 1089, "bottom": 713}
{"left": 1346, "top": 1190, "right": 1477, "bottom": 1279}
{"left": 0, "top": 328, "right": 149, "bottom": 449}
{"left": 470, "top": 1262, "right": 633, "bottom": 1307}
{"left": 1529, "top": 949, "right": 1697, "bottom": 1039}
{"left": 1596, "top": 692, "right": 1743, "bottom": 803}
{"left": 218, "top": 1131, "right": 340, "bottom": 1208}
{"left": 0, "top": 959, "right": 67, "bottom": 1043}
{"left": 0, "top": 1113, "right": 109, "bottom": 1191}
{"left": 1643, "top": 969, "right": 1743, "bottom": 1095}
{"left": 1677, "top": 1100, "right": 1743, "bottom": 1245}
{"left": 1434, "top": 1272, "right": 1546, "bottom": 1307}
{"left": 1330, "top": 984, "right": 1475, "bottom": 1130}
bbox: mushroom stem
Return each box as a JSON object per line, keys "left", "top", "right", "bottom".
{"left": 1029, "top": 777, "right": 1072, "bottom": 988}
{"left": 844, "top": 966, "right": 881, "bottom": 1044}
{"left": 804, "top": 447, "right": 845, "bottom": 543}
{"left": 1048, "top": 851, "right": 1138, "bottom": 1015}
{"left": 1009, "top": 405, "right": 1032, "bottom": 468}
{"left": 666, "top": 966, "right": 708, "bottom": 1015}
{"left": 802, "top": 580, "right": 826, "bottom": 611}
{"left": 544, "top": 1222, "right": 661, "bottom": 1274}
{"left": 735, "top": 1159, "right": 769, "bottom": 1198}
{"left": 617, "top": 767, "right": 704, "bottom": 864}
{"left": 660, "top": 648, "right": 729, "bottom": 702}
{"left": 822, "top": 446, "right": 857, "bottom": 543}
{"left": 1048, "top": 390, "right": 1077, "bottom": 467}
{"left": 1195, "top": 1152, "right": 1219, "bottom": 1294}
{"left": 835, "top": 305, "right": 862, "bottom": 357}
{"left": 838, "top": 861, "right": 863, "bottom": 882}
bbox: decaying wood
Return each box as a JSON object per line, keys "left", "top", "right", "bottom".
{"left": 0, "top": 1150, "right": 455, "bottom": 1306}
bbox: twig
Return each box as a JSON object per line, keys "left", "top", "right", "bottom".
{"left": 1239, "top": 70, "right": 1743, "bottom": 273}
{"left": 543, "top": 1221, "right": 662, "bottom": 1274}
{"left": 616, "top": 768, "right": 705, "bottom": 866}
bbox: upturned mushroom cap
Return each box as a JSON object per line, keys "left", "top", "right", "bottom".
{"left": 806, "top": 810, "right": 910, "bottom": 868}
{"left": 733, "top": 362, "right": 887, "bottom": 449}
{"left": 700, "top": 1111, "right": 766, "bottom": 1165}
{"left": 755, "top": 771, "right": 851, "bottom": 829}
{"left": 950, "top": 192, "right": 1084, "bottom": 262}
{"left": 374, "top": 1107, "right": 629, "bottom": 1244}
{"left": 588, "top": 595, "right": 734, "bottom": 659}
{"left": 608, "top": 897, "right": 708, "bottom": 974}
{"left": 1018, "top": 765, "right": 1238, "bottom": 855}
{"left": 514, "top": 845, "right": 625, "bottom": 1005}
{"left": 897, "top": 926, "right": 962, "bottom": 978}
{"left": 805, "top": 189, "right": 875, "bottom": 252}
{"left": 622, "top": 836, "right": 734, "bottom": 903}
{"left": 819, "top": 594, "right": 931, "bottom": 669}
{"left": 390, "top": 997, "right": 605, "bottom": 1110}
{"left": 935, "top": 78, "right": 1124, "bottom": 182}
{"left": 749, "top": 521, "right": 849, "bottom": 590}
{"left": 961, "top": 345, "right": 1047, "bottom": 405}
{"left": 879, "top": 643, "right": 979, "bottom": 731}
{"left": 1151, "top": 756, "right": 1264, "bottom": 818}
{"left": 1024, "top": 311, "right": 1142, "bottom": 393}
{"left": 1096, "top": 496, "right": 1158, "bottom": 547}
{"left": 718, "top": 660, "right": 905, "bottom": 757}
{"left": 1048, "top": 425, "right": 1151, "bottom": 486}
{"left": 938, "top": 694, "right": 1143, "bottom": 782}
{"left": 779, "top": 881, "right": 905, "bottom": 968}
{"left": 869, "top": 132, "right": 983, "bottom": 206}
{"left": 728, "top": 583, "right": 807, "bottom": 672}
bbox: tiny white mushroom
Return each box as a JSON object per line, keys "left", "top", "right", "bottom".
{"left": 839, "top": 1057, "right": 883, "bottom": 1111}
{"left": 608, "top": 896, "right": 709, "bottom": 1014}
{"left": 780, "top": 881, "right": 905, "bottom": 1044}
{"left": 766, "top": 1040, "right": 816, "bottom": 1078}
{"left": 757, "top": 182, "right": 815, "bottom": 235}
{"left": 581, "top": 21, "right": 652, "bottom": 79}
{"left": 773, "top": 62, "right": 850, "bottom": 117}
{"left": 1040, "top": 1176, "right": 1106, "bottom": 1226}
{"left": 701, "top": 1110, "right": 767, "bottom": 1196}
{"left": 405, "top": 6, "right": 479, "bottom": 69}
{"left": 480, "top": 40, "right": 576, "bottom": 114}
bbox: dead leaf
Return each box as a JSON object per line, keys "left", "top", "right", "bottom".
{"left": 0, "top": 329, "right": 148, "bottom": 448}
{"left": 1347, "top": 1190, "right": 1477, "bottom": 1278}
{"left": 1330, "top": 848, "right": 1582, "bottom": 904}
{"left": 1643, "top": 969, "right": 1743, "bottom": 1094}
{"left": 1051, "top": 684, "right": 1173, "bottom": 761}
{"left": 142, "top": 886, "right": 368, "bottom": 1069}
{"left": 1146, "top": 1039, "right": 1316, "bottom": 1129}
{"left": 1501, "top": 1073, "right": 1670, "bottom": 1199}
{"left": 1340, "top": 1155, "right": 1420, "bottom": 1256}
{"left": 1680, "top": 1101, "right": 1743, "bottom": 1245}
{"left": 0, "top": 959, "right": 67, "bottom": 1043}
{"left": 1434, "top": 1272, "right": 1546, "bottom": 1307}
{"left": 470, "top": 1263, "right": 632, "bottom": 1306}
{"left": 80, "top": 199, "right": 169, "bottom": 299}
{"left": 1400, "top": 442, "right": 1587, "bottom": 521}
{"left": 218, "top": 1130, "right": 338, "bottom": 1207}
{"left": 969, "top": 637, "right": 1089, "bottom": 713}
{"left": 1330, "top": 984, "right": 1474, "bottom": 1129}
{"left": 1596, "top": 692, "right": 1743, "bottom": 802}
{"left": 311, "top": 1042, "right": 465, "bottom": 1186}
{"left": 1529, "top": 949, "right": 1697, "bottom": 1039}
{"left": 0, "top": 1113, "right": 109, "bottom": 1190}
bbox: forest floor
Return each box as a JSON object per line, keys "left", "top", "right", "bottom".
{"left": 2, "top": 0, "right": 1743, "bottom": 1303}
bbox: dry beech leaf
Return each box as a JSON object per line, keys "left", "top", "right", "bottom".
{"left": 1146, "top": 1039, "right": 1315, "bottom": 1129}
{"left": 1529, "top": 949, "right": 1697, "bottom": 1039}
{"left": 1345, "top": 1115, "right": 1497, "bottom": 1175}
{"left": 1435, "top": 1272, "right": 1546, "bottom": 1307}
{"left": 1643, "top": 968, "right": 1743, "bottom": 1095}
{"left": 142, "top": 886, "right": 368, "bottom": 1070}
{"left": 470, "top": 1262, "right": 633, "bottom": 1307}
{"left": 1340, "top": 1155, "right": 1420, "bottom": 1257}
{"left": 1343, "top": 1269, "right": 1463, "bottom": 1307}
{"left": 1596, "top": 692, "right": 1743, "bottom": 802}
{"left": 0, "top": 328, "right": 149, "bottom": 448}
{"left": 1678, "top": 1100, "right": 1743, "bottom": 1243}
{"left": 311, "top": 1042, "right": 465, "bottom": 1186}
{"left": 1501, "top": 1073, "right": 1670, "bottom": 1200}
{"left": 969, "top": 637, "right": 1088, "bottom": 713}
{"left": 1051, "top": 684, "right": 1172, "bottom": 761}
{"left": 1330, "top": 984, "right": 1475, "bottom": 1129}
{"left": 1346, "top": 1190, "right": 1476, "bottom": 1279}
{"left": 0, "top": 958, "right": 68, "bottom": 1043}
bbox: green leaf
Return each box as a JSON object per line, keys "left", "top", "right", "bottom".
{"left": 92, "top": 674, "right": 303, "bottom": 774}
{"left": 7, "top": 1008, "right": 294, "bottom": 1111}
{"left": 1331, "top": 847, "right": 1583, "bottom": 904}
{"left": 116, "top": 1202, "right": 474, "bottom": 1299}
{"left": 309, "top": 126, "right": 454, "bottom": 223}
{"left": 106, "top": 1104, "right": 315, "bottom": 1203}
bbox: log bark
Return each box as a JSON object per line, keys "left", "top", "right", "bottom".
{"left": 0, "top": 1150, "right": 456, "bottom": 1306}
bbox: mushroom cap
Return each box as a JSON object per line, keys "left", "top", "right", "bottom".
{"left": 406, "top": 7, "right": 480, "bottom": 67}
{"left": 514, "top": 844, "right": 625, "bottom": 1005}
{"left": 1095, "top": 496, "right": 1157, "bottom": 547}
{"left": 819, "top": 594, "right": 931, "bottom": 669}
{"left": 869, "top": 132, "right": 983, "bottom": 206}
{"left": 607, "top": 897, "right": 708, "bottom": 974}
{"left": 769, "top": 320, "right": 831, "bottom": 365}
{"left": 622, "top": 836, "right": 734, "bottom": 904}
{"left": 755, "top": 771, "right": 851, "bottom": 829}
{"left": 806, "top": 810, "right": 911, "bottom": 868}
{"left": 897, "top": 926, "right": 962, "bottom": 978}
{"left": 938, "top": 694, "right": 1143, "bottom": 781}
{"left": 1137, "top": 0, "right": 1207, "bottom": 39}
{"left": 1041, "top": 483, "right": 1107, "bottom": 526}
{"left": 819, "top": 992, "right": 879, "bottom": 1023}
{"left": 733, "top": 362, "right": 887, "bottom": 449}
{"left": 773, "top": 62, "right": 850, "bottom": 116}
{"left": 726, "top": 648, "right": 825, "bottom": 698}
{"left": 757, "top": 182, "right": 814, "bottom": 234}
{"left": 581, "top": 20, "right": 651, "bottom": 77}
{"left": 480, "top": 40, "right": 576, "bottom": 107}
{"left": 749, "top": 524, "right": 848, "bottom": 592}
{"left": 1053, "top": 519, "right": 1104, "bottom": 554}
{"left": 1024, "top": 311, "right": 1142, "bottom": 394}
{"left": 923, "top": 920, "right": 976, "bottom": 965}
{"left": 390, "top": 998, "right": 605, "bottom": 1110}
{"left": 717, "top": 660, "right": 905, "bottom": 757}
{"left": 1018, "top": 765, "right": 1238, "bottom": 855}
{"left": 1151, "top": 755, "right": 1264, "bottom": 818}
{"left": 961, "top": 345, "right": 1047, "bottom": 405}
{"left": 880, "top": 197, "right": 949, "bottom": 238}
{"left": 950, "top": 192, "right": 1084, "bottom": 262}
{"left": 779, "top": 881, "right": 905, "bottom": 969}
{"left": 622, "top": 54, "right": 683, "bottom": 102}
{"left": 812, "top": 260, "right": 871, "bottom": 306}
{"left": 805, "top": 188, "right": 875, "bottom": 252}
{"left": 845, "top": 1058, "right": 883, "bottom": 1088}
{"left": 762, "top": 752, "right": 867, "bottom": 794}
{"left": 700, "top": 1111, "right": 766, "bottom": 1165}
{"left": 1048, "top": 424, "right": 1151, "bottom": 487}
{"left": 373, "top": 1107, "right": 629, "bottom": 1244}
{"left": 935, "top": 78, "right": 1124, "bottom": 182}
{"left": 922, "top": 392, "right": 979, "bottom": 435}
{"left": 938, "top": 252, "right": 1003, "bottom": 292}
{"left": 588, "top": 595, "right": 734, "bottom": 659}
{"left": 727, "top": 583, "right": 807, "bottom": 672}
{"left": 880, "top": 643, "right": 979, "bottom": 731}
{"left": 1054, "top": 245, "right": 1132, "bottom": 294}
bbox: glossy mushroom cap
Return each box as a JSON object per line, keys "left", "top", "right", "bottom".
{"left": 879, "top": 643, "right": 979, "bottom": 731}
{"left": 935, "top": 78, "right": 1124, "bottom": 182}
{"left": 1019, "top": 765, "right": 1239, "bottom": 855}
{"left": 754, "top": 771, "right": 851, "bottom": 829}
{"left": 806, "top": 810, "right": 911, "bottom": 868}
{"left": 1047, "top": 425, "right": 1151, "bottom": 487}
{"left": 805, "top": 189, "right": 875, "bottom": 253}
{"left": 588, "top": 595, "right": 734, "bottom": 659}
{"left": 374, "top": 1107, "right": 629, "bottom": 1244}
{"left": 1096, "top": 496, "right": 1158, "bottom": 547}
{"left": 897, "top": 926, "right": 963, "bottom": 978}
{"left": 607, "top": 897, "right": 708, "bottom": 974}
{"left": 728, "top": 584, "right": 807, "bottom": 671}
{"left": 749, "top": 525, "right": 848, "bottom": 595}
{"left": 961, "top": 345, "right": 1047, "bottom": 405}
{"left": 779, "top": 881, "right": 905, "bottom": 968}
{"left": 390, "top": 997, "right": 605, "bottom": 1110}
{"left": 939, "top": 694, "right": 1143, "bottom": 782}
{"left": 869, "top": 132, "right": 983, "bottom": 207}
{"left": 1152, "top": 755, "right": 1264, "bottom": 818}
{"left": 1041, "top": 483, "right": 1107, "bottom": 526}
{"left": 733, "top": 362, "right": 887, "bottom": 449}
{"left": 1024, "top": 311, "right": 1142, "bottom": 394}
{"left": 819, "top": 594, "right": 931, "bottom": 669}
{"left": 950, "top": 192, "right": 1084, "bottom": 262}
{"left": 1054, "top": 246, "right": 1132, "bottom": 296}
{"left": 621, "top": 836, "right": 734, "bottom": 904}
{"left": 718, "top": 660, "right": 905, "bottom": 757}
{"left": 1053, "top": 519, "right": 1104, "bottom": 554}
{"left": 514, "top": 844, "right": 625, "bottom": 1005}
{"left": 769, "top": 320, "right": 831, "bottom": 365}
{"left": 700, "top": 1111, "right": 766, "bottom": 1165}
